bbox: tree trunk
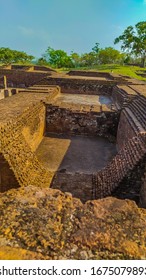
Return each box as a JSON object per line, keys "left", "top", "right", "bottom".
{"left": 141, "top": 52, "right": 146, "bottom": 68}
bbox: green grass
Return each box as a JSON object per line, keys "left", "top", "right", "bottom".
{"left": 58, "top": 64, "right": 146, "bottom": 81}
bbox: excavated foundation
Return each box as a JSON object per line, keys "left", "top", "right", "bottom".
{"left": 0, "top": 69, "right": 145, "bottom": 207}
{"left": 36, "top": 134, "right": 117, "bottom": 202}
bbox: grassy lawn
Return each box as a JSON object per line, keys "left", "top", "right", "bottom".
{"left": 58, "top": 64, "right": 146, "bottom": 81}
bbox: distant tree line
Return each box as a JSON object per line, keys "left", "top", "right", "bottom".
{"left": 0, "top": 47, "right": 34, "bottom": 65}
{"left": 37, "top": 44, "right": 126, "bottom": 68}
{"left": 0, "top": 21, "right": 145, "bottom": 68}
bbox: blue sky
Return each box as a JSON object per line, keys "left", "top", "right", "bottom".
{"left": 0, "top": 0, "right": 146, "bottom": 58}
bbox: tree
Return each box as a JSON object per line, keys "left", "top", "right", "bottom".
{"left": 0, "top": 47, "right": 34, "bottom": 64}
{"left": 92, "top": 42, "right": 100, "bottom": 54}
{"left": 80, "top": 52, "right": 97, "bottom": 66}
{"left": 70, "top": 52, "right": 81, "bottom": 68}
{"left": 37, "top": 57, "right": 49, "bottom": 66}
{"left": 79, "top": 43, "right": 100, "bottom": 67}
{"left": 114, "top": 21, "right": 146, "bottom": 67}
{"left": 43, "top": 47, "right": 73, "bottom": 68}
{"left": 98, "top": 47, "right": 124, "bottom": 64}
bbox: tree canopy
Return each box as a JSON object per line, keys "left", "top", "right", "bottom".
{"left": 38, "top": 43, "right": 124, "bottom": 68}
{"left": 0, "top": 48, "right": 34, "bottom": 65}
{"left": 114, "top": 21, "right": 146, "bottom": 67}
{"left": 42, "top": 47, "right": 73, "bottom": 68}
{"left": 98, "top": 47, "right": 125, "bottom": 64}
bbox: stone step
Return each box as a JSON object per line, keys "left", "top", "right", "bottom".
{"left": 130, "top": 101, "right": 146, "bottom": 122}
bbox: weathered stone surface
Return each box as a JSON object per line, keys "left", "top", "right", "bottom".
{"left": 0, "top": 247, "right": 46, "bottom": 260}
{"left": 0, "top": 186, "right": 146, "bottom": 260}
{"left": 139, "top": 181, "right": 146, "bottom": 208}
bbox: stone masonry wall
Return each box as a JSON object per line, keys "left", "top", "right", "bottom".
{"left": 39, "top": 77, "right": 115, "bottom": 95}
{"left": 0, "top": 69, "right": 49, "bottom": 87}
{"left": 46, "top": 105, "right": 119, "bottom": 139}
{"left": 21, "top": 103, "right": 46, "bottom": 152}
{"left": 112, "top": 86, "right": 128, "bottom": 108}
{"left": 0, "top": 90, "right": 60, "bottom": 193}
{"left": 67, "top": 70, "right": 113, "bottom": 79}
{"left": 117, "top": 110, "right": 137, "bottom": 149}
{"left": 112, "top": 155, "right": 146, "bottom": 204}
{"left": 117, "top": 95, "right": 146, "bottom": 149}
{"left": 0, "top": 103, "right": 53, "bottom": 192}
{"left": 92, "top": 134, "right": 146, "bottom": 201}
{"left": 0, "top": 154, "right": 20, "bottom": 192}
{"left": 92, "top": 95, "right": 146, "bottom": 203}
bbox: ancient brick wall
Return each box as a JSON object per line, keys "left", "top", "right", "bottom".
{"left": 93, "top": 95, "right": 146, "bottom": 203}
{"left": 67, "top": 70, "right": 113, "bottom": 79}
{"left": 92, "top": 134, "right": 146, "bottom": 201}
{"left": 112, "top": 86, "right": 128, "bottom": 108}
{"left": 117, "top": 110, "right": 137, "bottom": 149}
{"left": 112, "top": 86, "right": 136, "bottom": 108}
{"left": 0, "top": 69, "right": 49, "bottom": 87}
{"left": 0, "top": 107, "right": 53, "bottom": 192}
{"left": 0, "top": 90, "right": 60, "bottom": 193}
{"left": 33, "top": 66, "right": 56, "bottom": 72}
{"left": 21, "top": 103, "right": 46, "bottom": 152}
{"left": 46, "top": 105, "right": 119, "bottom": 139}
{"left": 117, "top": 95, "right": 146, "bottom": 149}
{"left": 140, "top": 169, "right": 146, "bottom": 208}
{"left": 39, "top": 77, "right": 115, "bottom": 95}
{"left": 112, "top": 155, "right": 146, "bottom": 204}
{"left": 0, "top": 154, "right": 20, "bottom": 192}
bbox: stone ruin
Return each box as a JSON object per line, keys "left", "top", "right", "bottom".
{"left": 0, "top": 65, "right": 146, "bottom": 259}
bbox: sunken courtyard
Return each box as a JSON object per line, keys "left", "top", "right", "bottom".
{"left": 0, "top": 65, "right": 146, "bottom": 259}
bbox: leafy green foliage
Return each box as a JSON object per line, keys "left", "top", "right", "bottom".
{"left": 98, "top": 47, "right": 125, "bottom": 64}
{"left": 114, "top": 21, "right": 146, "bottom": 67}
{"left": 37, "top": 57, "right": 48, "bottom": 66}
{"left": 92, "top": 42, "right": 100, "bottom": 54}
{"left": 0, "top": 48, "right": 34, "bottom": 64}
{"left": 40, "top": 44, "right": 124, "bottom": 68}
{"left": 43, "top": 47, "right": 73, "bottom": 68}
{"left": 80, "top": 52, "right": 98, "bottom": 66}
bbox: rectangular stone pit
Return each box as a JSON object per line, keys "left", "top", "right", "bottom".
{"left": 36, "top": 134, "right": 117, "bottom": 202}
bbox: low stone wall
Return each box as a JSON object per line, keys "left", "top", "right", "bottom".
{"left": 67, "top": 70, "right": 113, "bottom": 79}
{"left": 0, "top": 69, "right": 49, "bottom": 87}
{"left": 33, "top": 66, "right": 56, "bottom": 72}
{"left": 46, "top": 105, "right": 119, "bottom": 139}
{"left": 39, "top": 77, "right": 115, "bottom": 95}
